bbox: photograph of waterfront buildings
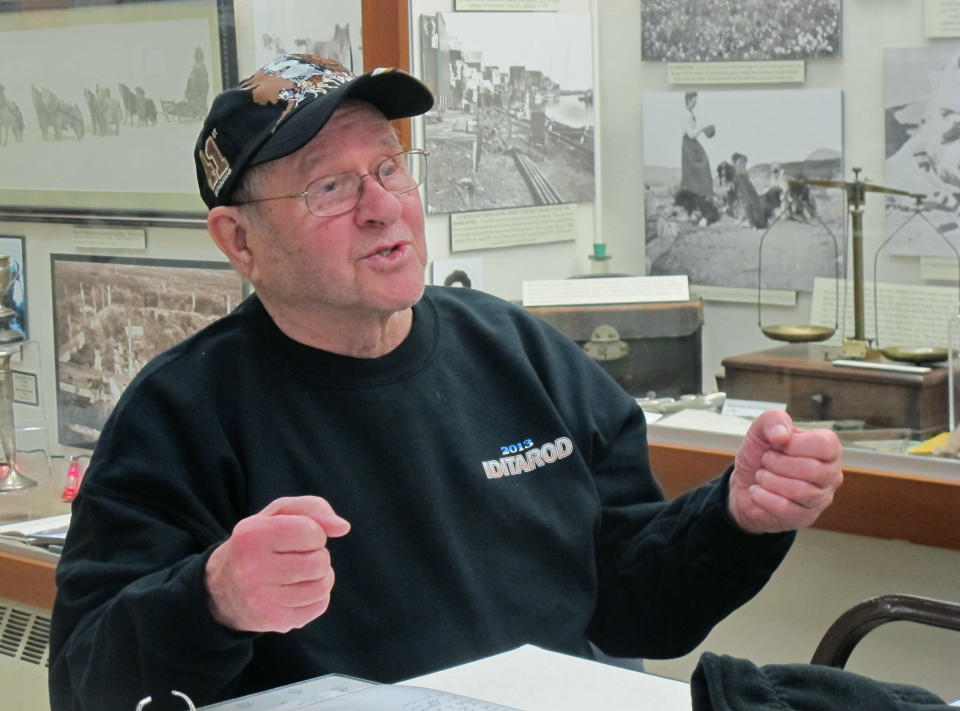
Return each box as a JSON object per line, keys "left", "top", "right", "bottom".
{"left": 417, "top": 11, "right": 595, "bottom": 215}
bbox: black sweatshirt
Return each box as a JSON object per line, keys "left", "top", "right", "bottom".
{"left": 50, "top": 286, "right": 793, "bottom": 711}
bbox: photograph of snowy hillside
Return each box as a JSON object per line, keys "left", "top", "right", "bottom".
{"left": 884, "top": 44, "right": 960, "bottom": 257}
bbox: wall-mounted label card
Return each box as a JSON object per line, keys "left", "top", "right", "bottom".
{"left": 522, "top": 275, "right": 689, "bottom": 307}
{"left": 667, "top": 61, "right": 805, "bottom": 85}
{"left": 455, "top": 0, "right": 560, "bottom": 10}
{"left": 925, "top": 0, "right": 960, "bottom": 37}
{"left": 71, "top": 227, "right": 146, "bottom": 250}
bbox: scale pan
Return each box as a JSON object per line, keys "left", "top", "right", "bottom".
{"left": 879, "top": 346, "right": 948, "bottom": 364}
{"left": 761, "top": 324, "right": 836, "bottom": 343}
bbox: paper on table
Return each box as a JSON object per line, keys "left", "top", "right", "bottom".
{"left": 197, "top": 674, "right": 518, "bottom": 711}
{"left": 403, "top": 645, "right": 690, "bottom": 711}
{"left": 198, "top": 675, "right": 374, "bottom": 710}
{"left": 0, "top": 513, "right": 71, "bottom": 537}
{"left": 313, "top": 685, "right": 518, "bottom": 710}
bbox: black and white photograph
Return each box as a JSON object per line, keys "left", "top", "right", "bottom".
{"left": 884, "top": 44, "right": 960, "bottom": 258}
{"left": 640, "top": 0, "right": 842, "bottom": 62}
{"left": 431, "top": 256, "right": 483, "bottom": 289}
{"left": 0, "top": 0, "right": 224, "bottom": 212}
{"left": 51, "top": 255, "right": 246, "bottom": 448}
{"left": 247, "top": 0, "right": 362, "bottom": 78}
{"left": 418, "top": 11, "right": 595, "bottom": 215}
{"left": 642, "top": 88, "right": 844, "bottom": 292}
{"left": 0, "top": 235, "right": 26, "bottom": 339}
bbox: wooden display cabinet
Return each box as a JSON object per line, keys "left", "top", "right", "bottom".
{"left": 718, "top": 344, "right": 950, "bottom": 436}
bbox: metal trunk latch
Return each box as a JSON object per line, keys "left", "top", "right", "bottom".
{"left": 582, "top": 324, "right": 629, "bottom": 361}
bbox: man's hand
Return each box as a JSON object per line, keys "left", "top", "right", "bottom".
{"left": 729, "top": 410, "right": 843, "bottom": 534}
{"left": 205, "top": 496, "right": 351, "bottom": 633}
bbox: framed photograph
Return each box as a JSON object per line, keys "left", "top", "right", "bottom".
{"left": 641, "top": 0, "right": 842, "bottom": 62}
{"left": 51, "top": 254, "right": 247, "bottom": 448}
{"left": 0, "top": 0, "right": 238, "bottom": 221}
{"left": 884, "top": 44, "right": 960, "bottom": 257}
{"left": 417, "top": 11, "right": 595, "bottom": 215}
{"left": 236, "top": 0, "right": 363, "bottom": 79}
{"left": 12, "top": 370, "right": 39, "bottom": 407}
{"left": 642, "top": 88, "right": 844, "bottom": 294}
{"left": 431, "top": 256, "right": 484, "bottom": 289}
{"left": 0, "top": 235, "right": 26, "bottom": 339}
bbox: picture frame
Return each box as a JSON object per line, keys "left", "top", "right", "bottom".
{"left": 235, "top": 0, "right": 363, "bottom": 79}
{"left": 0, "top": 0, "right": 238, "bottom": 225}
{"left": 416, "top": 10, "right": 596, "bottom": 215}
{"left": 0, "top": 234, "right": 26, "bottom": 339}
{"left": 50, "top": 254, "right": 247, "bottom": 448}
{"left": 883, "top": 43, "right": 960, "bottom": 258}
{"left": 12, "top": 370, "right": 39, "bottom": 407}
{"left": 642, "top": 88, "right": 844, "bottom": 295}
{"left": 640, "top": 0, "right": 842, "bottom": 62}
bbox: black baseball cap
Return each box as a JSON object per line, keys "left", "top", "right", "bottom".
{"left": 195, "top": 54, "right": 435, "bottom": 209}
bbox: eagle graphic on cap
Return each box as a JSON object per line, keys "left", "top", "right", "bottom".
{"left": 241, "top": 54, "right": 353, "bottom": 129}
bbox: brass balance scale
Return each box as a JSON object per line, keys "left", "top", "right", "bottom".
{"left": 758, "top": 168, "right": 951, "bottom": 361}
{"left": 721, "top": 168, "right": 956, "bottom": 434}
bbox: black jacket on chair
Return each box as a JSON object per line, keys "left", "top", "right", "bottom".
{"left": 691, "top": 652, "right": 950, "bottom": 711}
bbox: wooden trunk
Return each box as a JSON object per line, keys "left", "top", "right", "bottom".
{"left": 526, "top": 300, "right": 704, "bottom": 398}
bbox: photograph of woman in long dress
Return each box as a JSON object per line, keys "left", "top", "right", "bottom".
{"left": 643, "top": 88, "right": 844, "bottom": 293}
{"left": 680, "top": 91, "right": 716, "bottom": 203}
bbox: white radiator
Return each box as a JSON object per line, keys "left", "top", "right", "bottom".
{"left": 0, "top": 598, "right": 51, "bottom": 711}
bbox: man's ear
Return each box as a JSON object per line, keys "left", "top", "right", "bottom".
{"left": 208, "top": 206, "right": 255, "bottom": 280}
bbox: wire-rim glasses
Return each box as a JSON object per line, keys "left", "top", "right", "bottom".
{"left": 233, "top": 149, "right": 429, "bottom": 218}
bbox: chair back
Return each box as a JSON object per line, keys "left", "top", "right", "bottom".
{"left": 811, "top": 593, "right": 960, "bottom": 668}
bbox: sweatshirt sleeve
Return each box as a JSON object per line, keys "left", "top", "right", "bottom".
{"left": 587, "top": 403, "right": 794, "bottom": 659}
{"left": 48, "top": 372, "right": 257, "bottom": 711}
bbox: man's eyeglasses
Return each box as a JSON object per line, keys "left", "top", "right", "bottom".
{"left": 233, "top": 149, "right": 429, "bottom": 217}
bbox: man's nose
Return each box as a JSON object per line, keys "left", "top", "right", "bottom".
{"left": 354, "top": 172, "right": 402, "bottom": 223}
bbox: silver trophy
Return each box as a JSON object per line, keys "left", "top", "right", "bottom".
{"left": 0, "top": 255, "right": 35, "bottom": 493}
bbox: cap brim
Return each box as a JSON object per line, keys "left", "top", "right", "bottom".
{"left": 250, "top": 69, "right": 434, "bottom": 167}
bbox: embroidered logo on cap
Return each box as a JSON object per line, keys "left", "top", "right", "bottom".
{"left": 198, "top": 129, "right": 231, "bottom": 196}
{"left": 240, "top": 54, "right": 354, "bottom": 131}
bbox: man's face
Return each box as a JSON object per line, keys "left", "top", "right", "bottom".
{"left": 239, "top": 101, "right": 427, "bottom": 322}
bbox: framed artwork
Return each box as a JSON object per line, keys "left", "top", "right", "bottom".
{"left": 431, "top": 256, "right": 484, "bottom": 289}
{"left": 50, "top": 254, "right": 246, "bottom": 448}
{"left": 0, "top": 0, "right": 238, "bottom": 222}
{"left": 641, "top": 0, "right": 842, "bottom": 62}
{"left": 417, "top": 11, "right": 595, "bottom": 215}
{"left": 0, "top": 235, "right": 26, "bottom": 339}
{"left": 642, "top": 88, "right": 844, "bottom": 293}
{"left": 883, "top": 44, "right": 960, "bottom": 257}
{"left": 236, "top": 0, "right": 363, "bottom": 79}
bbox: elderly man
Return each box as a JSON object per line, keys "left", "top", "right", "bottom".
{"left": 49, "top": 55, "right": 842, "bottom": 711}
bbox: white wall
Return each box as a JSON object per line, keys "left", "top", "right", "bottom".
{"left": 0, "top": 1, "right": 944, "bottom": 446}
